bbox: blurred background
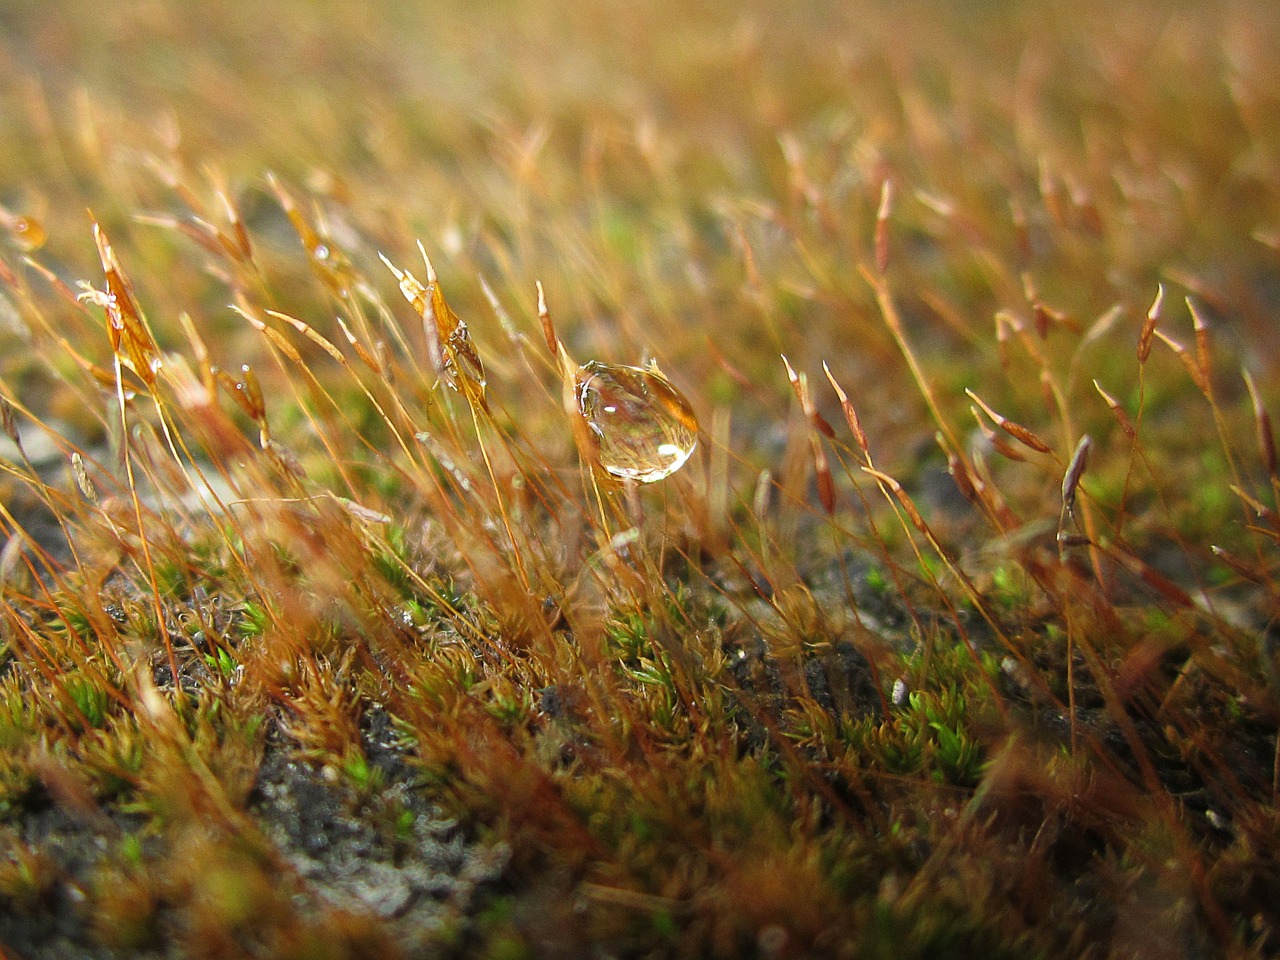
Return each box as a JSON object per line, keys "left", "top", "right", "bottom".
{"left": 2, "top": 0, "right": 1279, "bottom": 481}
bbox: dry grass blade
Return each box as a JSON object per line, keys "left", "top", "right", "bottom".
{"left": 780, "top": 357, "right": 836, "bottom": 512}
{"left": 1093, "top": 380, "right": 1136, "bottom": 439}
{"left": 875, "top": 177, "right": 893, "bottom": 274}
{"left": 1210, "top": 545, "right": 1269, "bottom": 585}
{"left": 80, "top": 220, "right": 161, "bottom": 388}
{"left": 1187, "top": 296, "right": 1213, "bottom": 390}
{"left": 1230, "top": 485, "right": 1278, "bottom": 528}
{"left": 965, "top": 388, "right": 1052, "bottom": 454}
{"left": 1, "top": 2, "right": 1278, "bottom": 957}
{"left": 1061, "top": 434, "right": 1092, "bottom": 515}
{"left": 821, "top": 361, "right": 870, "bottom": 459}
{"left": 381, "top": 246, "right": 487, "bottom": 408}
{"left": 0, "top": 396, "right": 18, "bottom": 448}
{"left": 1243, "top": 368, "right": 1277, "bottom": 479}
{"left": 1154, "top": 328, "right": 1210, "bottom": 395}
{"left": 1138, "top": 283, "right": 1163, "bottom": 364}
{"left": 536, "top": 279, "right": 558, "bottom": 357}
{"left": 970, "top": 407, "right": 1028, "bottom": 462}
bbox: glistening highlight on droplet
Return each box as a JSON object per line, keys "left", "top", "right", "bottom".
{"left": 575, "top": 361, "right": 699, "bottom": 483}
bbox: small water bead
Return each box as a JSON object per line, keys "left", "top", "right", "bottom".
{"left": 575, "top": 360, "right": 699, "bottom": 483}
{"left": 10, "top": 216, "right": 45, "bottom": 252}
{"left": 0, "top": 206, "right": 45, "bottom": 252}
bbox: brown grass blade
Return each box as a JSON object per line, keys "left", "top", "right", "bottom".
{"left": 965, "top": 389, "right": 1052, "bottom": 454}
{"left": 1242, "top": 368, "right": 1277, "bottom": 479}
{"left": 1138, "top": 283, "right": 1163, "bottom": 363}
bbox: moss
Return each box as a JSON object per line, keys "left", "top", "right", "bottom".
{"left": 1, "top": 0, "right": 1279, "bottom": 956}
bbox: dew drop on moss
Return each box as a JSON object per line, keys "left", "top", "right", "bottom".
{"left": 575, "top": 360, "right": 698, "bottom": 483}
{"left": 11, "top": 216, "right": 45, "bottom": 251}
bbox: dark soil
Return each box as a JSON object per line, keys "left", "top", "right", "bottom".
{"left": 0, "top": 709, "right": 508, "bottom": 960}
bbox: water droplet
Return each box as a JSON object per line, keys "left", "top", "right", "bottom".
{"left": 576, "top": 361, "right": 698, "bottom": 483}
{"left": 11, "top": 216, "right": 45, "bottom": 252}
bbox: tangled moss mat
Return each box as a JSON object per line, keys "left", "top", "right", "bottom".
{"left": 3, "top": 0, "right": 1280, "bottom": 957}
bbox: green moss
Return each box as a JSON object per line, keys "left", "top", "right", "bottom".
{"left": 0, "top": 0, "right": 1277, "bottom": 955}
